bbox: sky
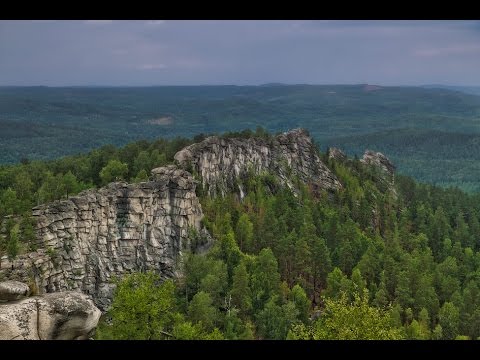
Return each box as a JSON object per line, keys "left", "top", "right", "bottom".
{"left": 0, "top": 20, "right": 479, "bottom": 87}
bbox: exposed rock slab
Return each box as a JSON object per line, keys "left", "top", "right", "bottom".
{"left": 175, "top": 128, "right": 342, "bottom": 197}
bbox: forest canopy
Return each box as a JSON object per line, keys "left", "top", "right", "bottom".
{"left": 2, "top": 128, "right": 480, "bottom": 340}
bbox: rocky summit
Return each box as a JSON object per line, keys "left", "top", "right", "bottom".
{"left": 175, "top": 128, "right": 342, "bottom": 197}
{"left": 361, "top": 150, "right": 396, "bottom": 184}
{"left": 327, "top": 147, "right": 347, "bottom": 162}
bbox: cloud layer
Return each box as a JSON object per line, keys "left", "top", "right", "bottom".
{"left": 0, "top": 20, "right": 478, "bottom": 86}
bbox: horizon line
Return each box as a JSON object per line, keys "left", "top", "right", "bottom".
{"left": 1, "top": 83, "right": 479, "bottom": 88}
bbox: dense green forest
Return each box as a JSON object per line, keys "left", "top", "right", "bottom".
{"left": 2, "top": 85, "right": 480, "bottom": 191}
{"left": 93, "top": 139, "right": 480, "bottom": 340}
{"left": 2, "top": 129, "right": 480, "bottom": 339}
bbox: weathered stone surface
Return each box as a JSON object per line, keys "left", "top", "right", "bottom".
{"left": 0, "top": 281, "right": 30, "bottom": 301}
{"left": 360, "top": 150, "right": 396, "bottom": 183}
{"left": 174, "top": 128, "right": 342, "bottom": 197}
{"left": 0, "top": 166, "right": 205, "bottom": 310}
{"left": 0, "top": 291, "right": 100, "bottom": 340}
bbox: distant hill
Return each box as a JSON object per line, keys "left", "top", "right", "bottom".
{"left": 2, "top": 84, "right": 480, "bottom": 191}
{"left": 422, "top": 84, "right": 480, "bottom": 96}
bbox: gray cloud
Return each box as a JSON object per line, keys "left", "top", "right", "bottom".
{"left": 84, "top": 20, "right": 114, "bottom": 25}
{"left": 0, "top": 20, "right": 479, "bottom": 86}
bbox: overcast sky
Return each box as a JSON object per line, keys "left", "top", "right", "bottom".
{"left": 1, "top": 20, "right": 479, "bottom": 86}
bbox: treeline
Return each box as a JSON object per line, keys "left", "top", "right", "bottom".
{"left": 0, "top": 136, "right": 193, "bottom": 216}
{"left": 98, "top": 154, "right": 480, "bottom": 339}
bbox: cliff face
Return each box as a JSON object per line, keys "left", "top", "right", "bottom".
{"left": 0, "top": 166, "right": 204, "bottom": 310}
{"left": 174, "top": 128, "right": 342, "bottom": 197}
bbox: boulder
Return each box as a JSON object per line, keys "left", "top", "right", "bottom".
{"left": 0, "top": 291, "right": 101, "bottom": 340}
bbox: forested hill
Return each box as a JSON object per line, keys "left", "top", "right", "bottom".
{"left": 1, "top": 129, "right": 480, "bottom": 340}
{"left": 1, "top": 84, "right": 480, "bottom": 192}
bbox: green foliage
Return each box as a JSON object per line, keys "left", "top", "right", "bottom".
{"left": 1, "top": 188, "right": 20, "bottom": 215}
{"left": 230, "top": 261, "right": 252, "bottom": 318}
{"left": 288, "top": 291, "right": 404, "bottom": 340}
{"left": 100, "top": 272, "right": 178, "bottom": 340}
{"left": 19, "top": 215, "right": 36, "bottom": 250}
{"left": 256, "top": 295, "right": 300, "bottom": 340}
{"left": 0, "top": 135, "right": 194, "bottom": 222}
{"left": 289, "top": 284, "right": 311, "bottom": 324}
{"left": 132, "top": 169, "right": 149, "bottom": 183}
{"left": 251, "top": 248, "right": 281, "bottom": 311}
{"left": 62, "top": 171, "right": 79, "bottom": 198}
{"left": 439, "top": 302, "right": 460, "bottom": 340}
{"left": 187, "top": 291, "right": 217, "bottom": 332}
{"left": 4, "top": 85, "right": 480, "bottom": 191}
{"left": 100, "top": 159, "right": 129, "bottom": 185}
{"left": 235, "top": 214, "right": 253, "bottom": 253}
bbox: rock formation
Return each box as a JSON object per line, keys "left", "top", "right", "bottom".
{"left": 360, "top": 150, "right": 396, "bottom": 179}
{"left": 327, "top": 147, "right": 347, "bottom": 162}
{"left": 360, "top": 150, "right": 397, "bottom": 197}
{"left": 0, "top": 129, "right": 343, "bottom": 311}
{"left": 0, "top": 284, "right": 100, "bottom": 340}
{"left": 0, "top": 165, "right": 204, "bottom": 310}
{"left": 174, "top": 128, "right": 342, "bottom": 197}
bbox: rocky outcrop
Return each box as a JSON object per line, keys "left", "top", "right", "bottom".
{"left": 0, "top": 286, "right": 100, "bottom": 340}
{"left": 0, "top": 129, "right": 343, "bottom": 312}
{"left": 360, "top": 150, "right": 396, "bottom": 183}
{"left": 0, "top": 165, "right": 204, "bottom": 310}
{"left": 174, "top": 128, "right": 342, "bottom": 197}
{"left": 0, "top": 281, "right": 30, "bottom": 301}
{"left": 327, "top": 147, "right": 347, "bottom": 162}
